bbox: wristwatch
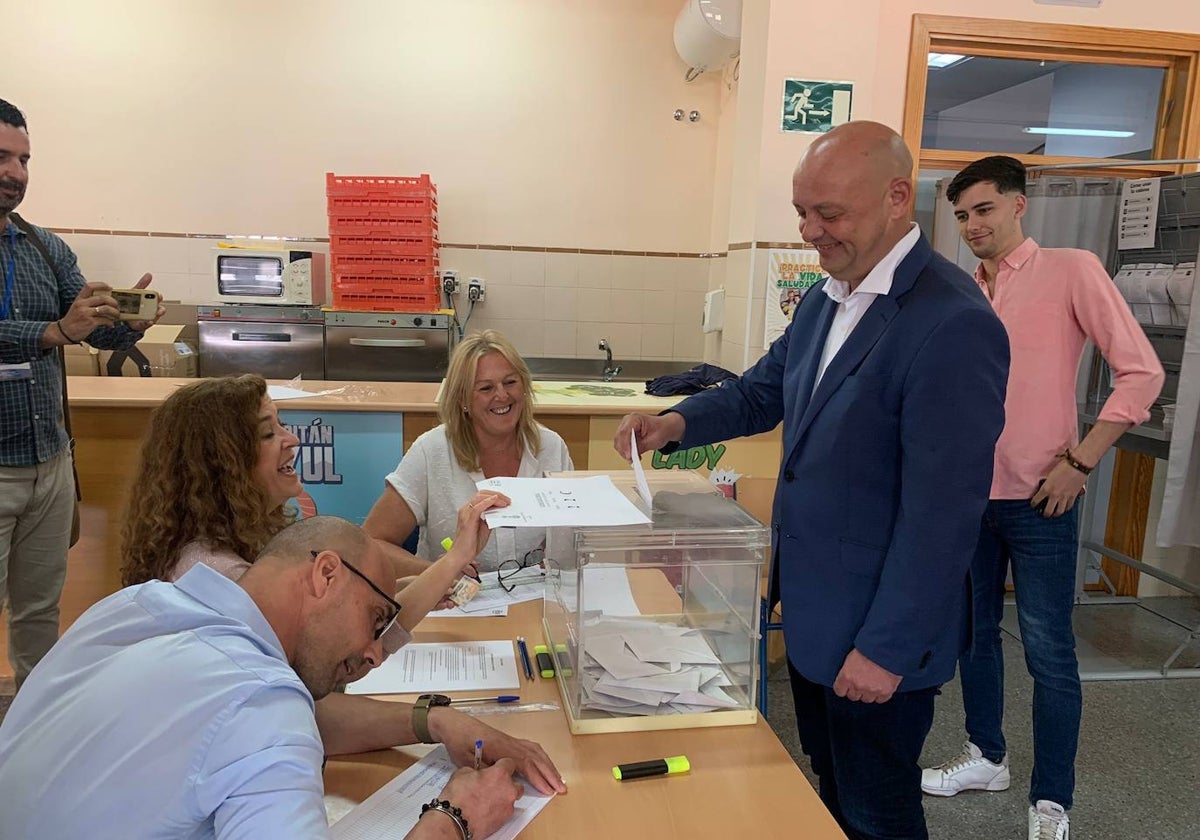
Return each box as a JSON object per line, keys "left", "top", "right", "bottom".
{"left": 413, "top": 693, "right": 451, "bottom": 744}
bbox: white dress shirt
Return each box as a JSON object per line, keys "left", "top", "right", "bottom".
{"left": 813, "top": 224, "right": 921, "bottom": 390}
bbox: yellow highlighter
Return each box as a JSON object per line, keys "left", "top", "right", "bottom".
{"left": 612, "top": 756, "right": 691, "bottom": 781}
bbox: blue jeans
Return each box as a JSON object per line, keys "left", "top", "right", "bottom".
{"left": 789, "top": 661, "right": 938, "bottom": 840}
{"left": 959, "top": 500, "right": 1081, "bottom": 809}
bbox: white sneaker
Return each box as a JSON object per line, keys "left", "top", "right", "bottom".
{"left": 921, "top": 741, "right": 1011, "bottom": 796}
{"left": 1029, "top": 800, "right": 1070, "bottom": 840}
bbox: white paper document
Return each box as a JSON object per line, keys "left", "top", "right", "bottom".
{"left": 428, "top": 603, "right": 509, "bottom": 618}
{"left": 630, "top": 429, "right": 654, "bottom": 511}
{"left": 476, "top": 475, "right": 650, "bottom": 528}
{"left": 579, "top": 564, "right": 641, "bottom": 617}
{"left": 267, "top": 384, "right": 332, "bottom": 401}
{"left": 330, "top": 745, "right": 553, "bottom": 840}
{"left": 1117, "top": 177, "right": 1160, "bottom": 250}
{"left": 429, "top": 567, "right": 546, "bottom": 619}
{"left": 579, "top": 618, "right": 748, "bottom": 716}
{"left": 346, "top": 641, "right": 519, "bottom": 695}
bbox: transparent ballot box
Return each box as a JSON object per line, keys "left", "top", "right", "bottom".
{"left": 543, "top": 470, "right": 768, "bottom": 734}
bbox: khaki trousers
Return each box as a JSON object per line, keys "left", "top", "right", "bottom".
{"left": 0, "top": 451, "right": 73, "bottom": 689}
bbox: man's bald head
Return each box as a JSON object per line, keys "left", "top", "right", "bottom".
{"left": 256, "top": 515, "right": 369, "bottom": 566}
{"left": 242, "top": 515, "right": 395, "bottom": 700}
{"left": 791, "top": 121, "right": 916, "bottom": 289}
{"left": 796, "top": 120, "right": 913, "bottom": 190}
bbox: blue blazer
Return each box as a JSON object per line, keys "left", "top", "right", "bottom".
{"left": 671, "top": 235, "right": 1009, "bottom": 691}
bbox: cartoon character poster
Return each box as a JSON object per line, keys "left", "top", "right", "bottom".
{"left": 764, "top": 248, "right": 824, "bottom": 348}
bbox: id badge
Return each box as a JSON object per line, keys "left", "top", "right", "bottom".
{"left": 0, "top": 362, "right": 33, "bottom": 382}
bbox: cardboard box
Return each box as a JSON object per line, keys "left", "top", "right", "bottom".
{"left": 63, "top": 343, "right": 101, "bottom": 376}
{"left": 99, "top": 324, "right": 197, "bottom": 378}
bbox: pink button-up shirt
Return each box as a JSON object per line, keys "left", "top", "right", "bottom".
{"left": 975, "top": 238, "right": 1164, "bottom": 499}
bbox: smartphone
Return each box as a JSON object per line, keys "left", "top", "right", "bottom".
{"left": 110, "top": 289, "right": 161, "bottom": 321}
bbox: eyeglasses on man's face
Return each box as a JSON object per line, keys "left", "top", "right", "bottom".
{"left": 310, "top": 550, "right": 405, "bottom": 653}
{"left": 497, "top": 547, "right": 545, "bottom": 593}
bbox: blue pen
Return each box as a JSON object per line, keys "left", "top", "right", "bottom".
{"left": 452, "top": 695, "right": 521, "bottom": 704}
{"left": 516, "top": 636, "right": 534, "bottom": 681}
{"left": 474, "top": 739, "right": 484, "bottom": 771}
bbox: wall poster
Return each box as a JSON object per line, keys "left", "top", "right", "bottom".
{"left": 764, "top": 248, "right": 824, "bottom": 348}
{"left": 781, "top": 79, "right": 854, "bottom": 133}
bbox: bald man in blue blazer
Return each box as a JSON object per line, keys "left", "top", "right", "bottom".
{"left": 616, "top": 122, "right": 1009, "bottom": 840}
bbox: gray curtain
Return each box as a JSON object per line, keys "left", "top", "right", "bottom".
{"left": 931, "top": 176, "right": 1121, "bottom": 272}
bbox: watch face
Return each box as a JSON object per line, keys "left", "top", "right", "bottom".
{"left": 419, "top": 693, "right": 451, "bottom": 706}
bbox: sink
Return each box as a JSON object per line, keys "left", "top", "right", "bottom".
{"left": 523, "top": 357, "right": 701, "bottom": 383}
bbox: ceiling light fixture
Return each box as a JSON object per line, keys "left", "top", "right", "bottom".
{"left": 927, "top": 53, "right": 968, "bottom": 68}
{"left": 1023, "top": 127, "right": 1135, "bottom": 138}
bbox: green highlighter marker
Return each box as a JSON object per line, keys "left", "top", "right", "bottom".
{"left": 612, "top": 756, "right": 691, "bottom": 781}
{"left": 554, "top": 643, "right": 573, "bottom": 677}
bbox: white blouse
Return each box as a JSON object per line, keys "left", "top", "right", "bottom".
{"left": 384, "top": 423, "right": 573, "bottom": 572}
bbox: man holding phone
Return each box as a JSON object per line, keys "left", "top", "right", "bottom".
{"left": 0, "top": 98, "right": 164, "bottom": 689}
{"left": 921, "top": 156, "right": 1163, "bottom": 840}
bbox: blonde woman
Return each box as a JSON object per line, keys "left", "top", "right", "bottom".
{"left": 366, "top": 330, "right": 572, "bottom": 573}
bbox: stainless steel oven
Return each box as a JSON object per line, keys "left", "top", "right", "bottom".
{"left": 324, "top": 310, "right": 455, "bottom": 382}
{"left": 198, "top": 305, "right": 325, "bottom": 380}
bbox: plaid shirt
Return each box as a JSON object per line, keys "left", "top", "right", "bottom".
{"left": 0, "top": 217, "right": 141, "bottom": 466}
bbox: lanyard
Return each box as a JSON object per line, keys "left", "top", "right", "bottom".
{"left": 1, "top": 225, "right": 14, "bottom": 320}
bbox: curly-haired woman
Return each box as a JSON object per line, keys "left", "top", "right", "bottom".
{"left": 119, "top": 374, "right": 490, "bottom": 631}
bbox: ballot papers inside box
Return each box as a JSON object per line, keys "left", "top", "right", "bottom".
{"left": 542, "top": 470, "right": 769, "bottom": 734}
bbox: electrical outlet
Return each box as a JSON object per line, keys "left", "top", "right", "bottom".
{"left": 467, "top": 277, "right": 486, "bottom": 303}
{"left": 440, "top": 269, "right": 460, "bottom": 296}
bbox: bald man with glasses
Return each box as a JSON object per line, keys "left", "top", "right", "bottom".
{"left": 0, "top": 515, "right": 564, "bottom": 840}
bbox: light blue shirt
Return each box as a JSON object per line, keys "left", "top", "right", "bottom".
{"left": 0, "top": 564, "right": 331, "bottom": 839}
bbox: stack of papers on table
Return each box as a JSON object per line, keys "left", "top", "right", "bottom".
{"left": 580, "top": 617, "right": 741, "bottom": 715}
{"left": 428, "top": 566, "right": 546, "bottom": 619}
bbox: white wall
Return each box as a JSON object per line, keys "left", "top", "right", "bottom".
{"left": 9, "top": 0, "right": 723, "bottom": 251}
{"left": 9, "top": 0, "right": 724, "bottom": 360}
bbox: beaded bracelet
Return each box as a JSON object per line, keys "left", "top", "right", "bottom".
{"left": 1060, "top": 449, "right": 1093, "bottom": 476}
{"left": 420, "top": 798, "right": 472, "bottom": 840}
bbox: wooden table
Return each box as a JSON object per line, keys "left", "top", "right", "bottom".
{"left": 323, "top": 599, "right": 845, "bottom": 840}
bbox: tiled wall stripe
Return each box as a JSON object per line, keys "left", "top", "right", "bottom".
{"left": 46, "top": 228, "right": 809, "bottom": 256}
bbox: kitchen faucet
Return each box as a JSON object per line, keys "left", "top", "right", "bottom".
{"left": 598, "top": 338, "right": 622, "bottom": 381}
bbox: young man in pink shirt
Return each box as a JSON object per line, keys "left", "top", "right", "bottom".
{"left": 921, "top": 156, "right": 1164, "bottom": 840}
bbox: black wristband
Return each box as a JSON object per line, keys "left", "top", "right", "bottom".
{"left": 1061, "top": 449, "right": 1093, "bottom": 476}
{"left": 56, "top": 320, "right": 82, "bottom": 345}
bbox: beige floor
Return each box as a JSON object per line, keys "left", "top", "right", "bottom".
{"left": 0, "top": 505, "right": 123, "bottom": 683}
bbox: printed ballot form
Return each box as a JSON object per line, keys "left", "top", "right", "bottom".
{"left": 331, "top": 745, "right": 553, "bottom": 840}
{"left": 346, "top": 641, "right": 520, "bottom": 695}
{"left": 476, "top": 475, "right": 650, "bottom": 528}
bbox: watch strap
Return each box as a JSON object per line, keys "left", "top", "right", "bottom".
{"left": 412, "top": 694, "right": 447, "bottom": 744}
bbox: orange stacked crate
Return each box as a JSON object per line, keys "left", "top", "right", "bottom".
{"left": 326, "top": 173, "right": 441, "bottom": 312}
